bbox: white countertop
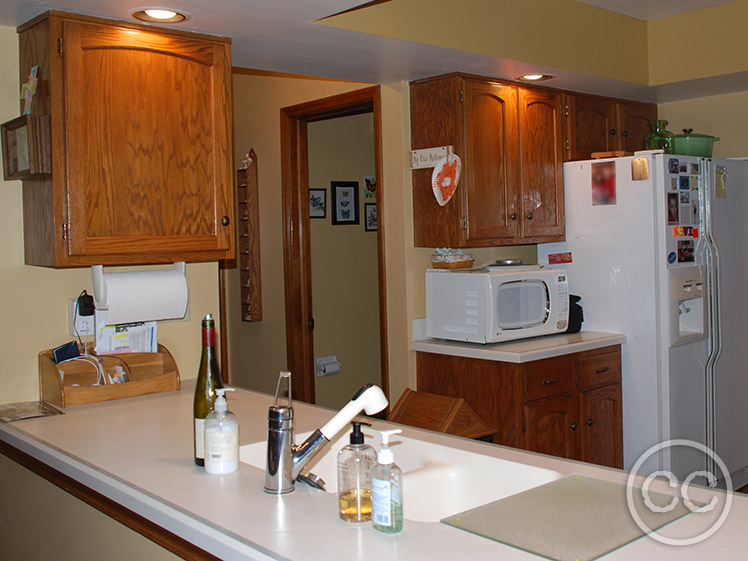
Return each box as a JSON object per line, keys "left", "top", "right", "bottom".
{"left": 412, "top": 319, "right": 626, "bottom": 363}
{"left": 0, "top": 383, "right": 744, "bottom": 561}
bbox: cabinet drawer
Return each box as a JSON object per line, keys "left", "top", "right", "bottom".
{"left": 524, "top": 360, "right": 574, "bottom": 401}
{"left": 580, "top": 352, "right": 621, "bottom": 389}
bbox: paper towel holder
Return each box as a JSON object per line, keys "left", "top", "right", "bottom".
{"left": 92, "top": 262, "right": 186, "bottom": 309}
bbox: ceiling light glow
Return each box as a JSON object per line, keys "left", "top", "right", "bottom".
{"left": 145, "top": 9, "right": 177, "bottom": 19}
{"left": 517, "top": 73, "right": 555, "bottom": 82}
{"left": 131, "top": 8, "right": 189, "bottom": 23}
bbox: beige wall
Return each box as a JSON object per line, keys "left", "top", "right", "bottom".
{"left": 322, "top": 0, "right": 649, "bottom": 85}
{"left": 648, "top": 0, "right": 748, "bottom": 85}
{"left": 658, "top": 91, "right": 748, "bottom": 158}
{"left": 0, "top": 25, "right": 219, "bottom": 403}
{"left": 308, "top": 114, "right": 380, "bottom": 408}
{"left": 327, "top": 0, "right": 748, "bottom": 88}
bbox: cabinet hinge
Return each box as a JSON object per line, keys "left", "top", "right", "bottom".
{"left": 459, "top": 90, "right": 464, "bottom": 103}
{"left": 522, "top": 417, "right": 527, "bottom": 433}
{"left": 61, "top": 223, "right": 68, "bottom": 240}
{"left": 565, "top": 138, "right": 571, "bottom": 151}
{"left": 461, "top": 217, "right": 468, "bottom": 230}
{"left": 57, "top": 38, "right": 63, "bottom": 56}
{"left": 564, "top": 104, "right": 569, "bottom": 117}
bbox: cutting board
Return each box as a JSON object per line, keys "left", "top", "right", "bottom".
{"left": 441, "top": 474, "right": 698, "bottom": 561}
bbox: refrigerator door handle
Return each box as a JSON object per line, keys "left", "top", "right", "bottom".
{"left": 703, "top": 159, "right": 721, "bottom": 481}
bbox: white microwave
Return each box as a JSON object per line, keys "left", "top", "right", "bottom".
{"left": 426, "top": 268, "right": 570, "bottom": 344}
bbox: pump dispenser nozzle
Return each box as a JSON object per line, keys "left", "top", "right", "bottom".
{"left": 349, "top": 421, "right": 371, "bottom": 445}
{"left": 213, "top": 387, "right": 235, "bottom": 412}
{"left": 377, "top": 429, "right": 402, "bottom": 465}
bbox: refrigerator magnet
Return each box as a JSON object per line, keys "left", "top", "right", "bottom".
{"left": 668, "top": 158, "right": 679, "bottom": 174}
{"left": 591, "top": 161, "right": 616, "bottom": 205}
{"left": 668, "top": 193, "right": 679, "bottom": 224}
{"left": 715, "top": 166, "right": 728, "bottom": 199}
{"left": 679, "top": 176, "right": 690, "bottom": 189}
{"left": 668, "top": 252, "right": 677, "bottom": 264}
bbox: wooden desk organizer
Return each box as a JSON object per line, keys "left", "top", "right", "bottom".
{"left": 39, "top": 344, "right": 180, "bottom": 408}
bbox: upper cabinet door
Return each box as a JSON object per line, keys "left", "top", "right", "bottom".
{"left": 617, "top": 101, "right": 658, "bottom": 153}
{"left": 566, "top": 94, "right": 618, "bottom": 160}
{"left": 518, "top": 88, "right": 565, "bottom": 240}
{"left": 463, "top": 79, "right": 520, "bottom": 243}
{"left": 62, "top": 21, "right": 234, "bottom": 262}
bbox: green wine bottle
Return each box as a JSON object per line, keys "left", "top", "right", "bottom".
{"left": 193, "top": 313, "right": 223, "bottom": 466}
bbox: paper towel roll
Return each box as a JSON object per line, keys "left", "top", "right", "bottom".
{"left": 97, "top": 268, "right": 189, "bottom": 325}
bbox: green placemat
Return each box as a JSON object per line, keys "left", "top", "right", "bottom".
{"left": 441, "top": 474, "right": 698, "bottom": 561}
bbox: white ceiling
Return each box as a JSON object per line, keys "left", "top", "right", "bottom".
{"left": 0, "top": 0, "right": 742, "bottom": 102}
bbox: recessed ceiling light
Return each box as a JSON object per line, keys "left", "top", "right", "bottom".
{"left": 131, "top": 8, "right": 189, "bottom": 23}
{"left": 517, "top": 74, "right": 555, "bottom": 82}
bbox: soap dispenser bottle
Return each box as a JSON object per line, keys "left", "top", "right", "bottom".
{"left": 204, "top": 388, "right": 239, "bottom": 474}
{"left": 371, "top": 429, "right": 403, "bottom": 533}
{"left": 337, "top": 421, "right": 377, "bottom": 522}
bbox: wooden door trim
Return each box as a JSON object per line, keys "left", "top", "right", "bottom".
{"left": 280, "top": 86, "right": 389, "bottom": 404}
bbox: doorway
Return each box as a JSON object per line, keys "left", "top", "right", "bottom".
{"left": 280, "top": 86, "right": 389, "bottom": 405}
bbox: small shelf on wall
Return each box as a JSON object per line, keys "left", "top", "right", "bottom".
{"left": 1, "top": 114, "right": 51, "bottom": 180}
{"left": 237, "top": 149, "right": 262, "bottom": 322}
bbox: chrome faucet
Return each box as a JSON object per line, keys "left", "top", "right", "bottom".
{"left": 264, "top": 371, "right": 388, "bottom": 494}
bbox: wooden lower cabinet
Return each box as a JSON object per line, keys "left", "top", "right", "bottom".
{"left": 579, "top": 384, "right": 623, "bottom": 467}
{"left": 524, "top": 393, "right": 577, "bottom": 460}
{"left": 416, "top": 345, "right": 623, "bottom": 468}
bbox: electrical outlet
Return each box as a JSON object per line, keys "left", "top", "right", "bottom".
{"left": 69, "top": 298, "right": 95, "bottom": 337}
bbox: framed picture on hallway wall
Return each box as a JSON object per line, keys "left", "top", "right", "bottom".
{"left": 364, "top": 203, "right": 377, "bottom": 231}
{"left": 331, "top": 181, "right": 359, "bottom": 225}
{"left": 309, "top": 188, "right": 326, "bottom": 219}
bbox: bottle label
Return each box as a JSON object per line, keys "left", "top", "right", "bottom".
{"left": 371, "top": 477, "right": 392, "bottom": 526}
{"left": 206, "top": 431, "right": 238, "bottom": 462}
{"left": 194, "top": 418, "right": 205, "bottom": 459}
{"left": 202, "top": 327, "right": 215, "bottom": 347}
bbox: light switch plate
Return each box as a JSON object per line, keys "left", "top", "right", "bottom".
{"left": 69, "top": 298, "right": 95, "bottom": 337}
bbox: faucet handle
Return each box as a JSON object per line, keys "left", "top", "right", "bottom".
{"left": 273, "top": 370, "right": 292, "bottom": 408}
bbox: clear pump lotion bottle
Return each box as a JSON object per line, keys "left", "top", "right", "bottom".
{"left": 371, "top": 429, "right": 403, "bottom": 533}
{"left": 337, "top": 421, "right": 377, "bottom": 522}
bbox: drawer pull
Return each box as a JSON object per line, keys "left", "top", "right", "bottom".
{"left": 542, "top": 377, "right": 560, "bottom": 386}
{"left": 586, "top": 418, "right": 594, "bottom": 427}
{"left": 595, "top": 366, "right": 611, "bottom": 375}
{"left": 570, "top": 422, "right": 578, "bottom": 431}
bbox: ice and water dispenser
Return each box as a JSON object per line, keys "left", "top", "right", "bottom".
{"left": 668, "top": 266, "right": 707, "bottom": 347}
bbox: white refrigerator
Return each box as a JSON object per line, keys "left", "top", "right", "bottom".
{"left": 538, "top": 152, "right": 748, "bottom": 486}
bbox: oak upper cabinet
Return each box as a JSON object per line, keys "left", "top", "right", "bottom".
{"left": 18, "top": 12, "right": 235, "bottom": 267}
{"left": 517, "top": 87, "right": 565, "bottom": 240}
{"left": 410, "top": 73, "right": 564, "bottom": 247}
{"left": 462, "top": 79, "right": 520, "bottom": 243}
{"left": 565, "top": 93, "right": 657, "bottom": 161}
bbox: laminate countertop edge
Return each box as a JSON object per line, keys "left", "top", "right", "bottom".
{"left": 412, "top": 324, "right": 626, "bottom": 363}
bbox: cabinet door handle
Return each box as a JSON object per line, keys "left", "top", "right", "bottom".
{"left": 542, "top": 377, "right": 560, "bottom": 386}
{"left": 526, "top": 212, "right": 534, "bottom": 220}
{"left": 586, "top": 418, "right": 594, "bottom": 427}
{"left": 595, "top": 366, "right": 611, "bottom": 375}
{"left": 509, "top": 212, "right": 517, "bottom": 220}
{"left": 610, "top": 128, "right": 616, "bottom": 135}
{"left": 570, "top": 422, "right": 578, "bottom": 431}
{"left": 622, "top": 130, "right": 628, "bottom": 138}
{"left": 221, "top": 215, "right": 231, "bottom": 226}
